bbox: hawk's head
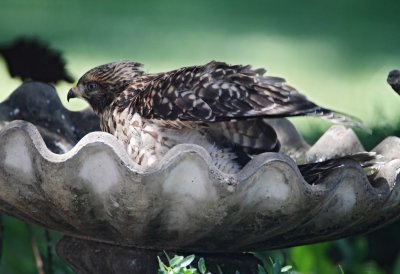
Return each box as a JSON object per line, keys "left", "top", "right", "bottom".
{"left": 67, "top": 61, "right": 143, "bottom": 113}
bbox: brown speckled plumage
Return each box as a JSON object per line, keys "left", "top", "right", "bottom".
{"left": 68, "top": 60, "right": 370, "bottom": 175}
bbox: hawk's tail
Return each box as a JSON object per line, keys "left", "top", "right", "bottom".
{"left": 298, "top": 152, "right": 382, "bottom": 185}
{"left": 307, "top": 107, "right": 371, "bottom": 134}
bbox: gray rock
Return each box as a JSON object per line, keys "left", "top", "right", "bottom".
{"left": 306, "top": 125, "right": 366, "bottom": 162}
{"left": 0, "top": 82, "right": 100, "bottom": 153}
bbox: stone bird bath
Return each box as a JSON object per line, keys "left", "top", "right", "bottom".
{"left": 0, "top": 83, "right": 400, "bottom": 273}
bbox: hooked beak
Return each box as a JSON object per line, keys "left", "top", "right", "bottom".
{"left": 67, "top": 85, "right": 86, "bottom": 102}
{"left": 67, "top": 89, "right": 76, "bottom": 102}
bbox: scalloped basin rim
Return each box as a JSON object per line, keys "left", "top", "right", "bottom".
{"left": 0, "top": 120, "right": 375, "bottom": 186}
{"left": 0, "top": 120, "right": 294, "bottom": 174}
{"left": 1, "top": 120, "right": 399, "bottom": 252}
{"left": 0, "top": 120, "right": 388, "bottom": 210}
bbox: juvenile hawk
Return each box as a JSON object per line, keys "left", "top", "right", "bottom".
{"left": 68, "top": 61, "right": 371, "bottom": 178}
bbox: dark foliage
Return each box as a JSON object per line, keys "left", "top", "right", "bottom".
{"left": 0, "top": 216, "right": 3, "bottom": 261}
{"left": 388, "top": 70, "right": 400, "bottom": 95}
{"left": 0, "top": 37, "right": 74, "bottom": 84}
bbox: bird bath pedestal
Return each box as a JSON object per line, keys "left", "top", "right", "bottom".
{"left": 1, "top": 83, "right": 400, "bottom": 273}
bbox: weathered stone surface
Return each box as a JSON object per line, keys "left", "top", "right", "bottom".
{"left": 306, "top": 125, "right": 366, "bottom": 162}
{"left": 0, "top": 82, "right": 100, "bottom": 153}
{"left": 266, "top": 118, "right": 310, "bottom": 162}
{"left": 0, "top": 120, "right": 397, "bottom": 253}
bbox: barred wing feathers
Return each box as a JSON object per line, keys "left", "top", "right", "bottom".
{"left": 132, "top": 61, "right": 366, "bottom": 130}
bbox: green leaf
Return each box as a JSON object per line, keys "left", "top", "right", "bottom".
{"left": 163, "top": 251, "right": 172, "bottom": 263}
{"left": 198, "top": 257, "right": 207, "bottom": 274}
{"left": 281, "top": 265, "right": 293, "bottom": 272}
{"left": 172, "top": 266, "right": 183, "bottom": 273}
{"left": 184, "top": 268, "right": 196, "bottom": 274}
{"left": 180, "top": 255, "right": 195, "bottom": 268}
{"left": 393, "top": 255, "right": 400, "bottom": 274}
{"left": 257, "top": 264, "right": 268, "bottom": 274}
{"left": 272, "top": 260, "right": 282, "bottom": 274}
{"left": 170, "top": 256, "right": 184, "bottom": 267}
{"left": 158, "top": 256, "right": 169, "bottom": 273}
{"left": 269, "top": 257, "right": 275, "bottom": 265}
{"left": 338, "top": 264, "right": 345, "bottom": 274}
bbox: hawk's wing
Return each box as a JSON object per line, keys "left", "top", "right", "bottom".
{"left": 131, "top": 61, "right": 365, "bottom": 130}
{"left": 134, "top": 61, "right": 316, "bottom": 120}
{"left": 209, "top": 119, "right": 281, "bottom": 154}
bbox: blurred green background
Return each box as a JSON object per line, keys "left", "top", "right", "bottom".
{"left": 0, "top": 0, "right": 399, "bottom": 273}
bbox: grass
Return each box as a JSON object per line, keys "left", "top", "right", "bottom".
{"left": 1, "top": 0, "right": 400, "bottom": 124}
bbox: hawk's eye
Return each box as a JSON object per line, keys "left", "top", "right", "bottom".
{"left": 86, "top": 82, "right": 98, "bottom": 91}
